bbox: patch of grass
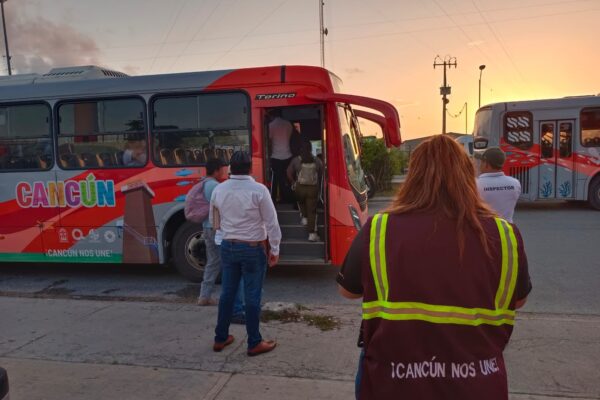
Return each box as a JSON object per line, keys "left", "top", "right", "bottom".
{"left": 261, "top": 308, "right": 340, "bottom": 331}
{"left": 301, "top": 314, "right": 339, "bottom": 331}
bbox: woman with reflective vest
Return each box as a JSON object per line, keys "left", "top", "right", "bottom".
{"left": 337, "top": 135, "right": 532, "bottom": 400}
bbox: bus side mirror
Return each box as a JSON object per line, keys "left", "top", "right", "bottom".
{"left": 473, "top": 137, "right": 489, "bottom": 150}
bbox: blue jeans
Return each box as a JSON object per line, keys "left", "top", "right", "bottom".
{"left": 355, "top": 349, "right": 364, "bottom": 399}
{"left": 215, "top": 240, "right": 267, "bottom": 348}
{"left": 233, "top": 284, "right": 245, "bottom": 317}
{"left": 199, "top": 228, "right": 221, "bottom": 300}
{"left": 200, "top": 228, "right": 245, "bottom": 315}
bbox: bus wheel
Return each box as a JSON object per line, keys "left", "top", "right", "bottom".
{"left": 172, "top": 221, "right": 206, "bottom": 282}
{"left": 589, "top": 177, "right": 600, "bottom": 210}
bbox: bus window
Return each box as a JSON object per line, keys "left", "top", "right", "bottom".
{"left": 581, "top": 107, "right": 600, "bottom": 147}
{"left": 504, "top": 111, "right": 533, "bottom": 149}
{"left": 338, "top": 105, "right": 368, "bottom": 196}
{"left": 0, "top": 103, "right": 52, "bottom": 171}
{"left": 559, "top": 122, "right": 573, "bottom": 158}
{"left": 473, "top": 108, "right": 492, "bottom": 138}
{"left": 57, "top": 98, "right": 146, "bottom": 169}
{"left": 541, "top": 123, "right": 554, "bottom": 159}
{"left": 152, "top": 92, "right": 250, "bottom": 166}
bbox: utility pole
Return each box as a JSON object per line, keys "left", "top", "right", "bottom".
{"left": 318, "top": 0, "right": 328, "bottom": 68}
{"left": 464, "top": 102, "right": 468, "bottom": 134}
{"left": 1, "top": 0, "right": 11, "bottom": 76}
{"left": 433, "top": 55, "right": 457, "bottom": 134}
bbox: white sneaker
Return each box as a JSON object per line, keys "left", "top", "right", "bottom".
{"left": 301, "top": 218, "right": 308, "bottom": 226}
{"left": 308, "top": 233, "right": 320, "bottom": 242}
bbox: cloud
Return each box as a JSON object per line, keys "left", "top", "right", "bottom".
{"left": 4, "top": 1, "right": 102, "bottom": 74}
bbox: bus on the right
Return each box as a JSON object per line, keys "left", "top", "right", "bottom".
{"left": 473, "top": 96, "right": 600, "bottom": 210}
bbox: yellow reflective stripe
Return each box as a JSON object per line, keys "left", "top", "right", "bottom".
{"left": 503, "top": 221, "right": 519, "bottom": 309}
{"left": 494, "top": 218, "right": 509, "bottom": 309}
{"left": 363, "top": 300, "right": 515, "bottom": 317}
{"left": 362, "top": 311, "right": 515, "bottom": 326}
{"left": 362, "top": 301, "right": 515, "bottom": 326}
{"left": 369, "top": 214, "right": 384, "bottom": 302}
{"left": 379, "top": 213, "right": 390, "bottom": 301}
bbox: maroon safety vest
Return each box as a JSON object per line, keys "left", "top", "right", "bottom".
{"left": 359, "top": 213, "right": 519, "bottom": 400}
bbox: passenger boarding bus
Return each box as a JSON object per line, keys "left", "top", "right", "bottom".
{"left": 473, "top": 96, "right": 600, "bottom": 210}
{"left": 0, "top": 65, "right": 401, "bottom": 280}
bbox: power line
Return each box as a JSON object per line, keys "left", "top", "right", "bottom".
{"left": 167, "top": 0, "right": 225, "bottom": 72}
{"left": 360, "top": 0, "right": 437, "bottom": 53}
{"left": 470, "top": 0, "right": 526, "bottom": 89}
{"left": 206, "top": 0, "right": 289, "bottom": 70}
{"left": 108, "top": 39, "right": 319, "bottom": 65}
{"left": 431, "top": 0, "right": 502, "bottom": 79}
{"left": 105, "top": 3, "right": 600, "bottom": 69}
{"left": 147, "top": 0, "right": 190, "bottom": 74}
{"left": 446, "top": 102, "right": 468, "bottom": 134}
{"left": 447, "top": 102, "right": 467, "bottom": 118}
{"left": 95, "top": 0, "right": 595, "bottom": 53}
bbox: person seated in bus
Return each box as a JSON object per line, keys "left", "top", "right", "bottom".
{"left": 475, "top": 147, "right": 521, "bottom": 223}
{"left": 287, "top": 141, "right": 323, "bottom": 242}
{"left": 267, "top": 109, "right": 294, "bottom": 203}
{"left": 123, "top": 139, "right": 147, "bottom": 167}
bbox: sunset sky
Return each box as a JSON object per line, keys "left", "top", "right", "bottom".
{"left": 3, "top": 0, "right": 600, "bottom": 139}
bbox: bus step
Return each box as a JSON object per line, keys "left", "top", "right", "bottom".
{"left": 275, "top": 203, "right": 325, "bottom": 211}
{"left": 277, "top": 256, "right": 328, "bottom": 265}
{"left": 280, "top": 240, "right": 325, "bottom": 258}
{"left": 280, "top": 225, "right": 325, "bottom": 240}
{"left": 276, "top": 209, "right": 325, "bottom": 225}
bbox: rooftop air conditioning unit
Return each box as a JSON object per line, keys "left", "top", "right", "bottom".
{"left": 37, "top": 65, "right": 128, "bottom": 81}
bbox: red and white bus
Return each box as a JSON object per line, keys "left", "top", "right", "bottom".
{"left": 0, "top": 65, "right": 401, "bottom": 280}
{"left": 473, "top": 95, "right": 600, "bottom": 210}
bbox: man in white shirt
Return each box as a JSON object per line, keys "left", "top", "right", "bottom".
{"left": 211, "top": 151, "right": 282, "bottom": 356}
{"left": 268, "top": 109, "right": 293, "bottom": 203}
{"left": 475, "top": 147, "right": 521, "bottom": 223}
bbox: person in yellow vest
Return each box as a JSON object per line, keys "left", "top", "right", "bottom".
{"left": 337, "top": 134, "right": 532, "bottom": 400}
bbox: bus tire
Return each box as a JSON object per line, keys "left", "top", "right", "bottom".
{"left": 589, "top": 177, "right": 600, "bottom": 211}
{"left": 171, "top": 221, "right": 206, "bottom": 282}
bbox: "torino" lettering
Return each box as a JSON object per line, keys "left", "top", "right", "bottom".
{"left": 16, "top": 174, "right": 116, "bottom": 208}
{"left": 255, "top": 93, "right": 296, "bottom": 100}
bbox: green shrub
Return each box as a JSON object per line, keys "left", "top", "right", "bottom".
{"left": 361, "top": 139, "right": 393, "bottom": 191}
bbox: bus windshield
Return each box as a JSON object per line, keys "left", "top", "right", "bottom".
{"left": 473, "top": 108, "right": 492, "bottom": 138}
{"left": 338, "top": 105, "right": 368, "bottom": 194}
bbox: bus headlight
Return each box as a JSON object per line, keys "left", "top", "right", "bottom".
{"left": 349, "top": 205, "right": 362, "bottom": 230}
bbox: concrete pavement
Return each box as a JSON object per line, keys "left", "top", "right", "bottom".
{"left": 1, "top": 297, "right": 599, "bottom": 399}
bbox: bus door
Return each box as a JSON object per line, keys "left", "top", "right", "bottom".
{"left": 264, "top": 105, "right": 328, "bottom": 263}
{"left": 0, "top": 103, "right": 54, "bottom": 262}
{"left": 538, "top": 120, "right": 576, "bottom": 199}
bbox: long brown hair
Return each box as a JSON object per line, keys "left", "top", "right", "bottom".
{"left": 385, "top": 135, "right": 496, "bottom": 259}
